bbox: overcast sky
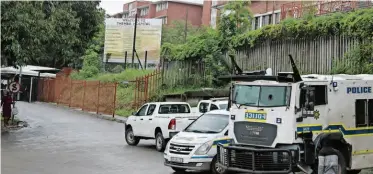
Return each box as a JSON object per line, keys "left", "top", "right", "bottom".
{"left": 100, "top": 0, "right": 204, "bottom": 15}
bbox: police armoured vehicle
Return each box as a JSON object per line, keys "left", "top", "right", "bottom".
{"left": 216, "top": 55, "right": 373, "bottom": 174}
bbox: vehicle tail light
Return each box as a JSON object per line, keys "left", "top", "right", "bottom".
{"left": 168, "top": 119, "right": 176, "bottom": 130}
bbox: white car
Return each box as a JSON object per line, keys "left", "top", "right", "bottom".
{"left": 125, "top": 102, "right": 200, "bottom": 152}
{"left": 164, "top": 110, "right": 231, "bottom": 174}
{"left": 191, "top": 98, "right": 228, "bottom": 115}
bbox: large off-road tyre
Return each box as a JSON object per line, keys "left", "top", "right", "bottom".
{"left": 171, "top": 167, "right": 186, "bottom": 173}
{"left": 314, "top": 148, "right": 347, "bottom": 174}
{"left": 125, "top": 127, "right": 140, "bottom": 146}
{"left": 155, "top": 132, "right": 166, "bottom": 152}
{"left": 211, "top": 156, "right": 228, "bottom": 174}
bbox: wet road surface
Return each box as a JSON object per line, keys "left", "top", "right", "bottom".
{"left": 2, "top": 102, "right": 207, "bottom": 174}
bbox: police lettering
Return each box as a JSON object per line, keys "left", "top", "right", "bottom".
{"left": 346, "top": 87, "right": 372, "bottom": 94}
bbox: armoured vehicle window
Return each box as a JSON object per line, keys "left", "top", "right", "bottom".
{"left": 300, "top": 85, "right": 327, "bottom": 106}
{"left": 369, "top": 100, "right": 373, "bottom": 126}
{"left": 355, "top": 99, "right": 371, "bottom": 127}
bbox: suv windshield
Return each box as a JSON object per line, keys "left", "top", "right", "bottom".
{"left": 233, "top": 85, "right": 291, "bottom": 107}
{"left": 184, "top": 114, "right": 228, "bottom": 133}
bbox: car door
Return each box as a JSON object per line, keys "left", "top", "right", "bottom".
{"left": 142, "top": 103, "right": 157, "bottom": 137}
{"left": 133, "top": 104, "right": 148, "bottom": 136}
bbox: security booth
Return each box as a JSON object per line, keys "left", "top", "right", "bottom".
{"left": 0, "top": 66, "right": 59, "bottom": 102}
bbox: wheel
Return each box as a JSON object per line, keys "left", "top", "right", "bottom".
{"left": 171, "top": 167, "right": 186, "bottom": 173}
{"left": 125, "top": 127, "right": 140, "bottom": 146}
{"left": 155, "top": 132, "right": 166, "bottom": 152}
{"left": 211, "top": 156, "right": 227, "bottom": 174}
{"left": 314, "top": 148, "right": 347, "bottom": 174}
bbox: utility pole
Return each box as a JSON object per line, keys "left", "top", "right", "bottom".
{"left": 184, "top": 8, "right": 189, "bottom": 43}
{"left": 131, "top": 13, "right": 138, "bottom": 68}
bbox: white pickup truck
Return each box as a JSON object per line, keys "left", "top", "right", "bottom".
{"left": 191, "top": 98, "right": 228, "bottom": 115}
{"left": 125, "top": 102, "right": 200, "bottom": 152}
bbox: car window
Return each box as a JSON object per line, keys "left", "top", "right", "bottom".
{"left": 147, "top": 104, "right": 156, "bottom": 115}
{"left": 199, "top": 102, "right": 209, "bottom": 113}
{"left": 210, "top": 104, "right": 219, "bottom": 111}
{"left": 219, "top": 104, "right": 228, "bottom": 110}
{"left": 137, "top": 104, "right": 148, "bottom": 116}
{"left": 158, "top": 104, "right": 190, "bottom": 114}
{"left": 184, "top": 114, "right": 229, "bottom": 133}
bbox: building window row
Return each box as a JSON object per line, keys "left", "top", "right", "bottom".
{"left": 252, "top": 11, "right": 281, "bottom": 30}
{"left": 156, "top": 2, "right": 168, "bottom": 12}
{"left": 140, "top": 7, "right": 149, "bottom": 16}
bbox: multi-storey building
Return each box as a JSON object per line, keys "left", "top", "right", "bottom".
{"left": 122, "top": 0, "right": 203, "bottom": 26}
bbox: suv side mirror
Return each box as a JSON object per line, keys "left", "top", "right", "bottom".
{"left": 132, "top": 111, "right": 137, "bottom": 116}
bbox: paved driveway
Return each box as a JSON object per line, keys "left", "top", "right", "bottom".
{"left": 1, "top": 102, "right": 188, "bottom": 174}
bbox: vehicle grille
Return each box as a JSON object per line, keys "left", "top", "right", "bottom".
{"left": 234, "top": 122, "right": 277, "bottom": 146}
{"left": 217, "top": 145, "right": 292, "bottom": 173}
{"left": 169, "top": 143, "right": 195, "bottom": 155}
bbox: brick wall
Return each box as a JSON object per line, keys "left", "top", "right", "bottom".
{"left": 166, "top": 2, "right": 203, "bottom": 26}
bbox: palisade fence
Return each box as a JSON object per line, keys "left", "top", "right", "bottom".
{"left": 233, "top": 35, "right": 364, "bottom": 74}
{"left": 132, "top": 61, "right": 207, "bottom": 109}
{"left": 162, "top": 60, "right": 207, "bottom": 87}
{"left": 38, "top": 69, "right": 117, "bottom": 116}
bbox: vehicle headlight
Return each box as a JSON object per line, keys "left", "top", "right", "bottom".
{"left": 195, "top": 140, "right": 214, "bottom": 155}
{"left": 165, "top": 141, "right": 171, "bottom": 151}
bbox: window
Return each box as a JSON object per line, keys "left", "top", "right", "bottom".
{"left": 199, "top": 102, "right": 209, "bottom": 113}
{"left": 123, "top": 13, "right": 129, "bottom": 18}
{"left": 355, "top": 99, "right": 373, "bottom": 127}
{"left": 146, "top": 104, "right": 156, "bottom": 115}
{"left": 160, "top": 16, "right": 167, "bottom": 24}
{"left": 300, "top": 85, "right": 328, "bottom": 106}
{"left": 158, "top": 104, "right": 190, "bottom": 114}
{"left": 219, "top": 104, "right": 228, "bottom": 110}
{"left": 233, "top": 85, "right": 291, "bottom": 107}
{"left": 210, "top": 104, "right": 219, "bottom": 111}
{"left": 274, "top": 12, "right": 280, "bottom": 24}
{"left": 140, "top": 7, "right": 149, "bottom": 16}
{"left": 128, "top": 3, "right": 133, "bottom": 10}
{"left": 254, "top": 16, "right": 260, "bottom": 30}
{"left": 262, "top": 15, "right": 270, "bottom": 27}
{"left": 184, "top": 114, "right": 229, "bottom": 133}
{"left": 156, "top": 2, "right": 168, "bottom": 12}
{"left": 137, "top": 104, "right": 148, "bottom": 116}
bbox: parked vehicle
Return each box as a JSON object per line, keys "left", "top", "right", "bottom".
{"left": 217, "top": 55, "right": 373, "bottom": 174}
{"left": 191, "top": 98, "right": 228, "bottom": 115}
{"left": 164, "top": 110, "right": 231, "bottom": 174}
{"left": 125, "top": 102, "right": 200, "bottom": 152}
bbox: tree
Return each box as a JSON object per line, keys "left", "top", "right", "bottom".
{"left": 161, "top": 20, "right": 205, "bottom": 45}
{"left": 1, "top": 1, "right": 104, "bottom": 68}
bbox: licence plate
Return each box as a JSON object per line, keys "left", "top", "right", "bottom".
{"left": 170, "top": 157, "right": 183, "bottom": 163}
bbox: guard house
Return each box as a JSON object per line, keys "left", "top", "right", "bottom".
{"left": 1, "top": 65, "right": 59, "bottom": 102}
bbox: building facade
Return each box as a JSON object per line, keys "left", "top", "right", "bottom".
{"left": 202, "top": 0, "right": 293, "bottom": 29}
{"left": 122, "top": 0, "right": 203, "bottom": 26}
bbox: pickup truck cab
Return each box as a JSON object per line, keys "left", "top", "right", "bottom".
{"left": 164, "top": 110, "right": 231, "bottom": 174}
{"left": 192, "top": 98, "right": 228, "bottom": 115}
{"left": 125, "top": 102, "right": 199, "bottom": 152}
